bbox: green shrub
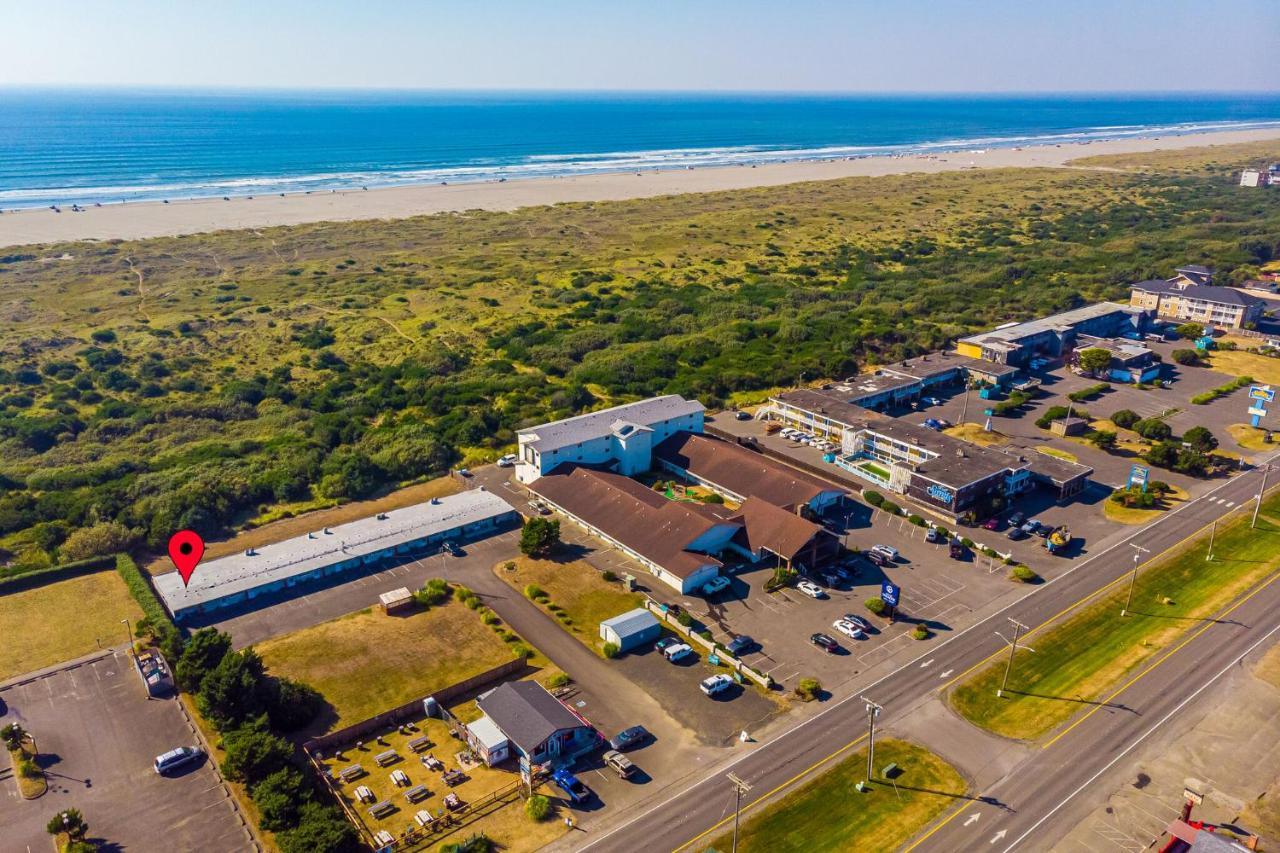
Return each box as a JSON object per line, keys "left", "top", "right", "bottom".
{"left": 960, "top": 537, "right": 974, "bottom": 548}
{"left": 697, "top": 629, "right": 713, "bottom": 642}
{"left": 602, "top": 642, "right": 620, "bottom": 659}
{"left": 523, "top": 583, "right": 545, "bottom": 600}
{"left": 676, "top": 611, "right": 693, "bottom": 628}
{"left": 511, "top": 643, "right": 532, "bottom": 659}
{"left": 862, "top": 490, "right": 884, "bottom": 507}
{"left": 1067, "top": 383, "right": 1110, "bottom": 403}
{"left": 525, "top": 794, "right": 551, "bottom": 821}
{"left": 908, "top": 514, "right": 925, "bottom": 526}
{"left": 464, "top": 596, "right": 483, "bottom": 610}
{"left": 795, "top": 677, "right": 822, "bottom": 701}
{"left": 1111, "top": 409, "right": 1140, "bottom": 429}
{"left": 481, "top": 612, "right": 500, "bottom": 626}
{"left": 880, "top": 500, "right": 902, "bottom": 516}
{"left": 1009, "top": 565, "right": 1040, "bottom": 583}
{"left": 864, "top": 598, "right": 887, "bottom": 616}
{"left": 545, "top": 672, "right": 571, "bottom": 689}
{"left": 415, "top": 578, "right": 451, "bottom": 607}
{"left": 912, "top": 626, "right": 930, "bottom": 640}
{"left": 601, "top": 570, "right": 619, "bottom": 583}
{"left": 115, "top": 555, "right": 183, "bottom": 659}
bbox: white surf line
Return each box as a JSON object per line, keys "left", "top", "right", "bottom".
{"left": 1003, "top": 617, "right": 1280, "bottom": 852}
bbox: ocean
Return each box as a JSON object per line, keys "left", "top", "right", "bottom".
{"left": 2, "top": 89, "right": 1279, "bottom": 209}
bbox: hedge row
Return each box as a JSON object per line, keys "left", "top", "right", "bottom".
{"left": 1191, "top": 375, "right": 1253, "bottom": 405}
{"left": 1067, "top": 383, "right": 1110, "bottom": 403}
{"left": 115, "top": 554, "right": 177, "bottom": 635}
{"left": 0, "top": 554, "right": 116, "bottom": 595}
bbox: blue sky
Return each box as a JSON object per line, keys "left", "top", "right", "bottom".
{"left": 3, "top": 0, "right": 1277, "bottom": 91}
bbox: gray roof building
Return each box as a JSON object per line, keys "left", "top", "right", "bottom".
{"left": 517, "top": 395, "right": 705, "bottom": 455}
{"left": 475, "top": 681, "right": 596, "bottom": 757}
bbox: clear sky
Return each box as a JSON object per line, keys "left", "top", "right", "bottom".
{"left": 3, "top": 0, "right": 1277, "bottom": 92}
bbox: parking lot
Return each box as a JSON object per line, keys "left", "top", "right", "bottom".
{"left": 0, "top": 651, "right": 253, "bottom": 853}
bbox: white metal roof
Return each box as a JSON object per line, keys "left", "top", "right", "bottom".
{"left": 467, "top": 715, "right": 510, "bottom": 750}
{"left": 600, "top": 608, "right": 660, "bottom": 638}
{"left": 154, "top": 489, "right": 516, "bottom": 612}
{"left": 517, "top": 395, "right": 703, "bottom": 454}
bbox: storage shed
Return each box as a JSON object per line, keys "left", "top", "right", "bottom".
{"left": 378, "top": 587, "right": 414, "bottom": 614}
{"left": 599, "top": 608, "right": 661, "bottom": 653}
{"left": 465, "top": 715, "right": 511, "bottom": 766}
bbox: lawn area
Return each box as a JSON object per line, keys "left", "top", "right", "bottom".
{"left": 1036, "top": 446, "right": 1079, "bottom": 463}
{"left": 858, "top": 460, "right": 893, "bottom": 481}
{"left": 1227, "top": 423, "right": 1275, "bottom": 454}
{"left": 943, "top": 422, "right": 1010, "bottom": 448}
{"left": 1206, "top": 350, "right": 1280, "bottom": 387}
{"left": 951, "top": 494, "right": 1280, "bottom": 740}
{"left": 318, "top": 716, "right": 566, "bottom": 853}
{"left": 495, "top": 557, "right": 643, "bottom": 655}
{"left": 1103, "top": 484, "right": 1189, "bottom": 525}
{"left": 702, "top": 739, "right": 967, "bottom": 853}
{"left": 0, "top": 570, "right": 142, "bottom": 679}
{"left": 255, "top": 598, "right": 517, "bottom": 731}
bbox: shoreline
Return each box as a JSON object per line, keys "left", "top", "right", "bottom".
{"left": 3, "top": 127, "right": 1279, "bottom": 248}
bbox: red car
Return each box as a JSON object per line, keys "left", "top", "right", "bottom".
{"left": 982, "top": 517, "right": 1002, "bottom": 531}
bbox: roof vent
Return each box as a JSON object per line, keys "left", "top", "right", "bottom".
{"left": 956, "top": 448, "right": 967, "bottom": 458}
{"left": 323, "top": 527, "right": 332, "bottom": 535}
{"left": 307, "top": 532, "right": 316, "bottom": 539}
{"left": 376, "top": 513, "right": 388, "bottom": 520}
{"left": 430, "top": 497, "right": 440, "bottom": 505}
{"left": 245, "top": 548, "right": 256, "bottom": 557}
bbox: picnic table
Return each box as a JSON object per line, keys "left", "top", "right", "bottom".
{"left": 442, "top": 769, "right": 467, "bottom": 787}
{"left": 391, "top": 769, "right": 410, "bottom": 787}
{"left": 369, "top": 800, "right": 396, "bottom": 819}
{"left": 404, "top": 784, "right": 430, "bottom": 803}
{"left": 374, "top": 830, "right": 395, "bottom": 846}
{"left": 338, "top": 764, "right": 366, "bottom": 782}
{"left": 444, "top": 792, "right": 464, "bottom": 811}
{"left": 407, "top": 735, "right": 433, "bottom": 753}
{"left": 354, "top": 785, "right": 375, "bottom": 803}
{"left": 374, "top": 749, "right": 400, "bottom": 767}
{"left": 414, "top": 809, "right": 435, "bottom": 828}
{"left": 422, "top": 754, "right": 445, "bottom": 771}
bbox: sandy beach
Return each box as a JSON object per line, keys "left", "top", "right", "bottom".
{"left": 2, "top": 127, "right": 1278, "bottom": 248}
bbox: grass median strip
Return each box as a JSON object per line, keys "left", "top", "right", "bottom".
{"left": 700, "top": 739, "right": 966, "bottom": 853}
{"left": 950, "top": 494, "right": 1280, "bottom": 741}
{"left": 495, "top": 557, "right": 642, "bottom": 655}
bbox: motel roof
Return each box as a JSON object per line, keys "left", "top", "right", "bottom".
{"left": 1130, "top": 279, "right": 1263, "bottom": 308}
{"left": 956, "top": 302, "right": 1140, "bottom": 349}
{"left": 517, "top": 395, "right": 704, "bottom": 454}
{"left": 653, "top": 431, "right": 846, "bottom": 510}
{"left": 729, "top": 498, "right": 829, "bottom": 561}
{"left": 153, "top": 489, "right": 517, "bottom": 613}
{"left": 1002, "top": 443, "right": 1094, "bottom": 487}
{"left": 476, "top": 682, "right": 590, "bottom": 755}
{"left": 529, "top": 465, "right": 727, "bottom": 580}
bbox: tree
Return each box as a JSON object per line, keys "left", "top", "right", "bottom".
{"left": 519, "top": 517, "right": 561, "bottom": 558}
{"left": 525, "top": 794, "right": 551, "bottom": 821}
{"left": 1182, "top": 426, "right": 1218, "bottom": 453}
{"left": 197, "top": 648, "right": 271, "bottom": 730}
{"left": 1133, "top": 418, "right": 1172, "bottom": 441}
{"left": 176, "top": 628, "right": 232, "bottom": 692}
{"left": 266, "top": 677, "right": 324, "bottom": 732}
{"left": 1077, "top": 348, "right": 1113, "bottom": 375}
{"left": 1110, "top": 409, "right": 1140, "bottom": 430}
{"left": 1, "top": 722, "right": 27, "bottom": 750}
{"left": 1175, "top": 322, "right": 1205, "bottom": 340}
{"left": 59, "top": 521, "right": 143, "bottom": 561}
{"left": 1089, "top": 430, "right": 1117, "bottom": 451}
{"left": 46, "top": 808, "right": 87, "bottom": 839}
{"left": 220, "top": 718, "right": 293, "bottom": 786}
{"left": 1171, "top": 348, "right": 1201, "bottom": 366}
{"left": 1175, "top": 449, "right": 1210, "bottom": 477}
{"left": 253, "top": 767, "right": 313, "bottom": 831}
{"left": 795, "top": 678, "right": 822, "bottom": 701}
{"left": 1144, "top": 441, "right": 1179, "bottom": 469}
{"left": 277, "top": 802, "right": 362, "bottom": 853}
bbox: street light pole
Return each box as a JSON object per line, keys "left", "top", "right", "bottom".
{"left": 996, "top": 618, "right": 1030, "bottom": 698}
{"left": 1123, "top": 544, "right": 1150, "bottom": 617}
{"left": 1253, "top": 464, "right": 1271, "bottom": 529}
{"left": 121, "top": 617, "right": 133, "bottom": 658}
{"left": 1206, "top": 520, "right": 1217, "bottom": 563}
{"left": 861, "top": 697, "right": 883, "bottom": 785}
{"left": 727, "top": 773, "right": 752, "bottom": 853}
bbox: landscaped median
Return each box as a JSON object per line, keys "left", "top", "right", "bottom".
{"left": 701, "top": 739, "right": 967, "bottom": 853}
{"left": 950, "top": 493, "right": 1280, "bottom": 741}
{"left": 495, "top": 557, "right": 643, "bottom": 656}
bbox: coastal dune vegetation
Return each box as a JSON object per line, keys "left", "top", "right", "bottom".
{"left": 2, "top": 141, "right": 1279, "bottom": 569}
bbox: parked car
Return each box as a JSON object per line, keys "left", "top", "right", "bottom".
{"left": 865, "top": 551, "right": 894, "bottom": 568}
{"left": 1007, "top": 526, "right": 1029, "bottom": 541}
{"left": 609, "top": 726, "right": 651, "bottom": 752}
{"left": 529, "top": 500, "right": 551, "bottom": 516}
{"left": 442, "top": 541, "right": 463, "bottom": 557}
{"left": 925, "top": 527, "right": 944, "bottom": 544}
{"left": 841, "top": 614, "right": 872, "bottom": 632}
{"left": 734, "top": 410, "right": 752, "bottom": 421}
{"left": 497, "top": 454, "right": 518, "bottom": 467}
{"left": 870, "top": 544, "right": 900, "bottom": 562}
{"left": 1021, "top": 521, "right": 1041, "bottom": 536}
{"left": 455, "top": 468, "right": 472, "bottom": 478}
{"left": 662, "top": 643, "right": 694, "bottom": 663}
{"left": 700, "top": 674, "right": 734, "bottom": 697}
{"left": 981, "top": 517, "right": 1002, "bottom": 531}
{"left": 924, "top": 396, "right": 942, "bottom": 406}
{"left": 1008, "top": 511, "right": 1026, "bottom": 527}
{"left": 551, "top": 769, "right": 593, "bottom": 804}
{"left": 810, "top": 633, "right": 840, "bottom": 653}
{"left": 833, "top": 619, "right": 866, "bottom": 640}
{"left": 949, "top": 541, "right": 969, "bottom": 560}
{"left": 1028, "top": 519, "right": 1050, "bottom": 537}
{"left": 154, "top": 745, "right": 202, "bottom": 775}
{"left": 922, "top": 418, "right": 945, "bottom": 431}
{"left": 726, "top": 635, "right": 755, "bottom": 656}
{"left": 936, "top": 418, "right": 952, "bottom": 429}
{"left": 797, "top": 580, "right": 827, "bottom": 599}
{"left": 701, "top": 576, "right": 731, "bottom": 596}
{"left": 603, "top": 750, "right": 636, "bottom": 778}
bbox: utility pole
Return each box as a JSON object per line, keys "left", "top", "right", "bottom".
{"left": 960, "top": 383, "right": 971, "bottom": 426}
{"left": 727, "top": 773, "right": 753, "bottom": 853}
{"left": 861, "top": 697, "right": 883, "bottom": 785}
{"left": 1123, "top": 544, "right": 1150, "bottom": 617}
{"left": 120, "top": 617, "right": 133, "bottom": 658}
{"left": 996, "top": 618, "right": 1033, "bottom": 698}
{"left": 1206, "top": 520, "right": 1218, "bottom": 562}
{"left": 1253, "top": 464, "right": 1271, "bottom": 529}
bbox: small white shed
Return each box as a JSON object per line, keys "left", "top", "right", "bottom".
{"left": 599, "top": 608, "right": 662, "bottom": 653}
{"left": 466, "top": 715, "right": 511, "bottom": 766}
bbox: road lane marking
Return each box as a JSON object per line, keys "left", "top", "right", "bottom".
{"left": 965, "top": 813, "right": 981, "bottom": 827}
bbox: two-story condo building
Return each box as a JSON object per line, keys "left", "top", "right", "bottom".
{"left": 1129, "top": 266, "right": 1265, "bottom": 330}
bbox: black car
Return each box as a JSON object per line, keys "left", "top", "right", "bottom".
{"left": 609, "top": 726, "right": 651, "bottom": 752}
{"left": 1008, "top": 511, "right": 1027, "bottom": 527}
{"left": 810, "top": 633, "right": 840, "bottom": 653}
{"left": 1006, "top": 526, "right": 1029, "bottom": 541}
{"left": 734, "top": 410, "right": 752, "bottom": 421}
{"left": 949, "top": 541, "right": 969, "bottom": 560}
{"left": 442, "top": 541, "right": 463, "bottom": 556}
{"left": 726, "top": 635, "right": 755, "bottom": 656}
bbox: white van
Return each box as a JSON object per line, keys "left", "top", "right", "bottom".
{"left": 154, "top": 745, "right": 202, "bottom": 775}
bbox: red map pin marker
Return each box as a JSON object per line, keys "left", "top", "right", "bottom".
{"left": 168, "top": 529, "right": 205, "bottom": 587}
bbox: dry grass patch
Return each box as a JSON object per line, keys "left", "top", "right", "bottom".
{"left": 944, "top": 422, "right": 1010, "bottom": 447}
{"left": 256, "top": 599, "right": 516, "bottom": 731}
{"left": 1255, "top": 643, "right": 1280, "bottom": 691}
{"left": 0, "top": 570, "right": 142, "bottom": 679}
{"left": 496, "top": 557, "right": 643, "bottom": 655}
{"left": 1205, "top": 350, "right": 1280, "bottom": 387}
{"left": 1228, "top": 423, "right": 1275, "bottom": 454}
{"left": 1103, "top": 484, "right": 1189, "bottom": 525}
{"left": 1036, "top": 446, "right": 1079, "bottom": 463}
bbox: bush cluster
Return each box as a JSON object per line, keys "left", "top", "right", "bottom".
{"left": 1191, "top": 375, "right": 1253, "bottom": 405}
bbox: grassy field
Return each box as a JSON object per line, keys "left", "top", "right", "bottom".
{"left": 255, "top": 599, "right": 517, "bottom": 731}
{"left": 1036, "top": 446, "right": 1078, "bottom": 463}
{"left": 0, "top": 570, "right": 142, "bottom": 679}
{"left": 1227, "top": 423, "right": 1275, "bottom": 454}
{"left": 950, "top": 494, "right": 1280, "bottom": 740}
{"left": 701, "top": 739, "right": 967, "bottom": 853}
{"left": 5, "top": 138, "right": 1280, "bottom": 576}
{"left": 944, "top": 422, "right": 1009, "bottom": 448}
{"left": 495, "top": 557, "right": 643, "bottom": 655}
{"left": 1103, "top": 484, "right": 1189, "bottom": 525}
{"left": 1205, "top": 350, "right": 1280, "bottom": 387}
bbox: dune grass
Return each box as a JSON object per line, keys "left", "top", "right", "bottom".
{"left": 0, "top": 570, "right": 142, "bottom": 679}
{"left": 702, "top": 739, "right": 966, "bottom": 853}
{"left": 943, "top": 422, "right": 1010, "bottom": 448}
{"left": 951, "top": 494, "right": 1280, "bottom": 740}
{"left": 255, "top": 598, "right": 516, "bottom": 730}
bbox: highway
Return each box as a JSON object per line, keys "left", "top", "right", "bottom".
{"left": 575, "top": 459, "right": 1280, "bottom": 853}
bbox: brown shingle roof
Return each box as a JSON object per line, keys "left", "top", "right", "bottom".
{"left": 654, "top": 432, "right": 845, "bottom": 510}
{"left": 729, "top": 498, "right": 826, "bottom": 561}
{"left": 529, "top": 465, "right": 726, "bottom": 580}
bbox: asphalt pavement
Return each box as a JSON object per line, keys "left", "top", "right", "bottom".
{"left": 561, "top": 456, "right": 1280, "bottom": 853}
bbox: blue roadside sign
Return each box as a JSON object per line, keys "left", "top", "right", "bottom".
{"left": 880, "top": 581, "right": 900, "bottom": 607}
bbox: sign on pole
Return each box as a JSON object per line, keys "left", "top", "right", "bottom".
{"left": 1249, "top": 385, "right": 1274, "bottom": 428}
{"left": 880, "top": 581, "right": 900, "bottom": 607}
{"left": 1127, "top": 464, "right": 1150, "bottom": 493}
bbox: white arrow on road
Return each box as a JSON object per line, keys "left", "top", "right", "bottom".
{"left": 964, "top": 813, "right": 981, "bottom": 827}
{"left": 939, "top": 669, "right": 953, "bottom": 679}
{"left": 920, "top": 659, "right": 934, "bottom": 668}
{"left": 990, "top": 830, "right": 1007, "bottom": 844}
